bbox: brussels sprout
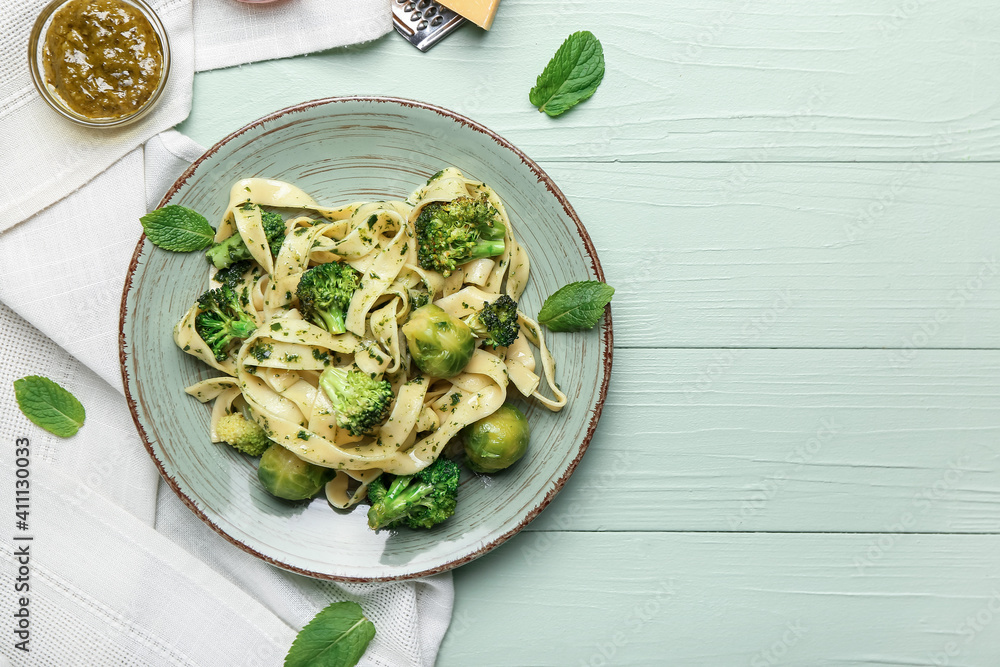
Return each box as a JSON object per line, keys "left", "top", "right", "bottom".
{"left": 257, "top": 444, "right": 328, "bottom": 501}
{"left": 402, "top": 304, "right": 475, "bottom": 378}
{"left": 463, "top": 404, "right": 530, "bottom": 473}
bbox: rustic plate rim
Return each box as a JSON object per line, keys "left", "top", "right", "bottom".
{"left": 118, "top": 95, "right": 614, "bottom": 582}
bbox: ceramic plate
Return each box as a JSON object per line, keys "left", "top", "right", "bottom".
{"left": 119, "top": 97, "right": 612, "bottom": 581}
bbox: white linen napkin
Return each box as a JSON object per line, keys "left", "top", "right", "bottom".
{"left": 0, "top": 0, "right": 390, "bottom": 231}
{"left": 0, "top": 0, "right": 453, "bottom": 662}
{"left": 0, "top": 131, "right": 454, "bottom": 666}
{"left": 191, "top": 0, "right": 390, "bottom": 72}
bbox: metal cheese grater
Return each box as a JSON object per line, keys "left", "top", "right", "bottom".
{"left": 392, "top": 0, "right": 466, "bottom": 52}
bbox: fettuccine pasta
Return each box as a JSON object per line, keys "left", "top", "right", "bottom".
{"left": 175, "top": 168, "right": 565, "bottom": 508}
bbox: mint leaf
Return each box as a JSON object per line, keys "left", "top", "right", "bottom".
{"left": 537, "top": 281, "right": 614, "bottom": 332}
{"left": 13, "top": 376, "right": 86, "bottom": 438}
{"left": 140, "top": 205, "right": 215, "bottom": 252}
{"left": 285, "top": 601, "right": 375, "bottom": 667}
{"left": 529, "top": 31, "right": 605, "bottom": 117}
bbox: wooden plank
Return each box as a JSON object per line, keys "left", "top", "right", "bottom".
{"left": 440, "top": 532, "right": 1000, "bottom": 666}
{"left": 179, "top": 0, "right": 1000, "bottom": 161}
{"left": 523, "top": 348, "right": 1000, "bottom": 533}
{"left": 145, "top": 151, "right": 1000, "bottom": 348}
{"left": 547, "top": 161, "right": 1000, "bottom": 348}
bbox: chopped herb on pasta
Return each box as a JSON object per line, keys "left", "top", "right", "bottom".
{"left": 174, "top": 168, "right": 566, "bottom": 513}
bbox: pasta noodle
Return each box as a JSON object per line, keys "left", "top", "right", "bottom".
{"left": 175, "top": 168, "right": 566, "bottom": 508}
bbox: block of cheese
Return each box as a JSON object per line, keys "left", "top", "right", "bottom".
{"left": 436, "top": 0, "right": 501, "bottom": 30}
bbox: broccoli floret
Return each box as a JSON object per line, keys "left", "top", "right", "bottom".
{"left": 206, "top": 204, "right": 286, "bottom": 269}
{"left": 464, "top": 295, "right": 519, "bottom": 348}
{"left": 408, "top": 287, "right": 431, "bottom": 310}
{"left": 366, "top": 458, "right": 460, "bottom": 530}
{"left": 415, "top": 196, "right": 506, "bottom": 277}
{"left": 296, "top": 262, "right": 361, "bottom": 334}
{"left": 194, "top": 286, "right": 257, "bottom": 361}
{"left": 214, "top": 259, "right": 255, "bottom": 291}
{"left": 216, "top": 413, "right": 271, "bottom": 457}
{"left": 318, "top": 367, "right": 393, "bottom": 436}
{"left": 213, "top": 260, "right": 260, "bottom": 309}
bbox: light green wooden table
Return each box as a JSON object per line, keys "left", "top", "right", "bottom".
{"left": 180, "top": 3, "right": 1000, "bottom": 664}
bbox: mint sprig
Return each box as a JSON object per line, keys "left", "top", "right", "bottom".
{"left": 140, "top": 205, "right": 215, "bottom": 252}
{"left": 13, "top": 376, "right": 86, "bottom": 438}
{"left": 537, "top": 280, "right": 614, "bottom": 332}
{"left": 284, "top": 601, "right": 375, "bottom": 667}
{"left": 529, "top": 31, "right": 606, "bottom": 117}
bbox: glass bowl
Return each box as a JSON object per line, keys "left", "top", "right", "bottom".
{"left": 28, "top": 0, "right": 171, "bottom": 128}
